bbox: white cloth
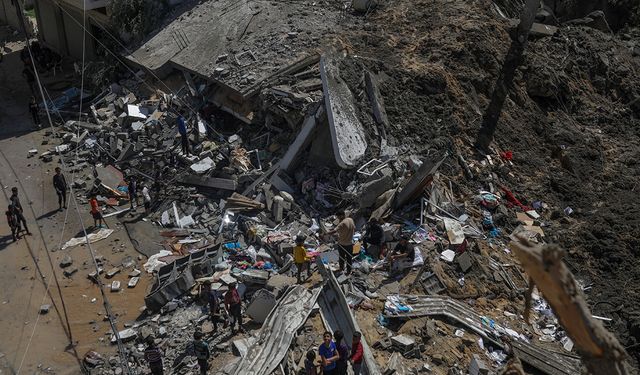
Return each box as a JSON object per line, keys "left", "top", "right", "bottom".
{"left": 142, "top": 186, "right": 151, "bottom": 202}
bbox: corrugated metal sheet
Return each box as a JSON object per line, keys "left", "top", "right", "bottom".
{"left": 221, "top": 285, "right": 321, "bottom": 375}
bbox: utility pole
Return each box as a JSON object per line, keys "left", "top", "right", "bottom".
{"left": 475, "top": 0, "right": 539, "bottom": 153}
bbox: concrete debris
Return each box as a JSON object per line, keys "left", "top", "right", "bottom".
{"left": 31, "top": 11, "right": 634, "bottom": 373}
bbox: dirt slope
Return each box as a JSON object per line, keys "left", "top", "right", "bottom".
{"left": 338, "top": 0, "right": 640, "bottom": 363}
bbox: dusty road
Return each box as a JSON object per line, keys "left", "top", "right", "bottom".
{"left": 0, "top": 28, "right": 151, "bottom": 374}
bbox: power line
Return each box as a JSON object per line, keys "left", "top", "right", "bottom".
{"left": 13, "top": 2, "right": 133, "bottom": 375}
{"left": 15, "top": 0, "right": 90, "bottom": 370}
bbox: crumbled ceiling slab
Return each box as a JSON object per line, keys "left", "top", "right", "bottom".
{"left": 127, "top": 0, "right": 344, "bottom": 95}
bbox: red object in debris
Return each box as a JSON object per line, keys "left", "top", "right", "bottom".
{"left": 500, "top": 151, "right": 513, "bottom": 161}
{"left": 500, "top": 185, "right": 530, "bottom": 211}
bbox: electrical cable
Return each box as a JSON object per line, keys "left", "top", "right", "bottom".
{"left": 12, "top": 2, "right": 133, "bottom": 374}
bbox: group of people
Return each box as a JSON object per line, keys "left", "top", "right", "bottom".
{"left": 142, "top": 281, "right": 245, "bottom": 375}
{"left": 306, "top": 330, "right": 364, "bottom": 375}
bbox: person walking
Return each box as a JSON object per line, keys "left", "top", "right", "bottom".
{"left": 29, "top": 96, "right": 41, "bottom": 128}
{"left": 5, "top": 205, "right": 19, "bottom": 242}
{"left": 327, "top": 210, "right": 355, "bottom": 274}
{"left": 144, "top": 337, "right": 164, "bottom": 375}
{"left": 224, "top": 282, "right": 244, "bottom": 334}
{"left": 334, "top": 330, "right": 349, "bottom": 375}
{"left": 177, "top": 111, "right": 190, "bottom": 156}
{"left": 319, "top": 331, "right": 340, "bottom": 375}
{"left": 350, "top": 331, "right": 364, "bottom": 375}
{"left": 53, "top": 167, "right": 67, "bottom": 210}
{"left": 10, "top": 187, "right": 31, "bottom": 236}
{"left": 191, "top": 331, "right": 210, "bottom": 375}
{"left": 128, "top": 177, "right": 138, "bottom": 209}
{"left": 89, "top": 193, "right": 108, "bottom": 229}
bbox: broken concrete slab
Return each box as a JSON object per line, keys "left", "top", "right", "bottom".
{"left": 244, "top": 289, "right": 277, "bottom": 324}
{"left": 280, "top": 105, "right": 325, "bottom": 172}
{"left": 320, "top": 54, "right": 368, "bottom": 169}
{"left": 394, "top": 154, "right": 447, "bottom": 209}
{"left": 318, "top": 267, "right": 381, "bottom": 375}
{"left": 530, "top": 23, "right": 559, "bottom": 37}
{"left": 359, "top": 174, "right": 394, "bottom": 208}
{"left": 179, "top": 175, "right": 237, "bottom": 191}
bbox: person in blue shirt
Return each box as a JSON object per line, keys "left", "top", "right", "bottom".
{"left": 319, "top": 331, "right": 340, "bottom": 375}
{"left": 177, "top": 111, "right": 190, "bottom": 156}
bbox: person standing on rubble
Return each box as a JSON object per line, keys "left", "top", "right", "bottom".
{"left": 128, "top": 177, "right": 138, "bottom": 209}
{"left": 53, "top": 167, "right": 67, "bottom": 210}
{"left": 10, "top": 187, "right": 31, "bottom": 236}
{"left": 191, "top": 330, "right": 210, "bottom": 375}
{"left": 327, "top": 210, "right": 355, "bottom": 275}
{"left": 142, "top": 182, "right": 152, "bottom": 214}
{"left": 144, "top": 337, "right": 164, "bottom": 375}
{"left": 201, "top": 280, "right": 222, "bottom": 333}
{"left": 319, "top": 331, "right": 340, "bottom": 375}
{"left": 177, "top": 111, "right": 190, "bottom": 156}
{"left": 389, "top": 235, "right": 416, "bottom": 274}
{"left": 29, "top": 96, "right": 41, "bottom": 128}
{"left": 363, "top": 217, "right": 384, "bottom": 260}
{"left": 224, "top": 282, "right": 244, "bottom": 334}
{"left": 89, "top": 193, "right": 108, "bottom": 229}
{"left": 334, "top": 330, "right": 349, "bottom": 375}
{"left": 294, "top": 234, "right": 311, "bottom": 283}
{"left": 350, "top": 331, "right": 364, "bottom": 375}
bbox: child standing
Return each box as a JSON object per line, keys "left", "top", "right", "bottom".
{"left": 293, "top": 234, "right": 310, "bottom": 283}
{"left": 304, "top": 349, "right": 318, "bottom": 375}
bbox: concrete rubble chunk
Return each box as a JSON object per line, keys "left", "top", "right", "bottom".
{"left": 59, "top": 254, "right": 73, "bottom": 268}
{"left": 111, "top": 280, "right": 121, "bottom": 292}
{"left": 320, "top": 54, "right": 368, "bottom": 169}
{"left": 245, "top": 289, "right": 277, "bottom": 324}
{"left": 469, "top": 354, "right": 489, "bottom": 375}
{"left": 359, "top": 174, "right": 394, "bottom": 208}
{"left": 40, "top": 304, "right": 51, "bottom": 314}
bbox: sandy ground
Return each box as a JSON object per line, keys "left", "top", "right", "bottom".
{"left": 0, "top": 27, "right": 151, "bottom": 374}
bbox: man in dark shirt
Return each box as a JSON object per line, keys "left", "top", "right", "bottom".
{"left": 389, "top": 235, "right": 415, "bottom": 273}
{"left": 364, "top": 217, "right": 384, "bottom": 260}
{"left": 144, "top": 337, "right": 164, "bottom": 375}
{"left": 177, "top": 111, "right": 189, "bottom": 156}
{"left": 10, "top": 187, "right": 31, "bottom": 235}
{"left": 53, "top": 167, "right": 67, "bottom": 210}
{"left": 128, "top": 177, "right": 138, "bottom": 209}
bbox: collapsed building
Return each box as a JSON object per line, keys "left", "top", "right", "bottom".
{"left": 24, "top": 0, "right": 640, "bottom": 374}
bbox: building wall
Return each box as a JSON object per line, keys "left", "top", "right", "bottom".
{"left": 34, "top": 0, "right": 104, "bottom": 60}
{"left": 60, "top": 4, "right": 87, "bottom": 59}
{"left": 0, "top": 0, "right": 23, "bottom": 29}
{"left": 34, "top": 0, "right": 63, "bottom": 52}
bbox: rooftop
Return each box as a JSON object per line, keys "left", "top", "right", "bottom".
{"left": 127, "top": 0, "right": 345, "bottom": 96}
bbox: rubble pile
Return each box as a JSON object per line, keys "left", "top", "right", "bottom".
{"left": 27, "top": 0, "right": 640, "bottom": 373}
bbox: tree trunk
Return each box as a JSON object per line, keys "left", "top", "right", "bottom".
{"left": 475, "top": 0, "right": 539, "bottom": 153}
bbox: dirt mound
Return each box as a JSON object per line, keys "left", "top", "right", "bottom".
{"left": 338, "top": 0, "right": 640, "bottom": 363}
